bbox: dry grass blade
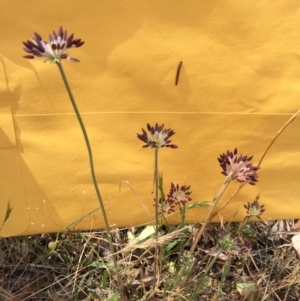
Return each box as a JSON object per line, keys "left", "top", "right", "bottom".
{"left": 119, "top": 181, "right": 152, "bottom": 222}
{"left": 257, "top": 109, "right": 300, "bottom": 167}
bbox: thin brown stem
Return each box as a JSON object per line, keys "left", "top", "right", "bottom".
{"left": 257, "top": 109, "right": 300, "bottom": 167}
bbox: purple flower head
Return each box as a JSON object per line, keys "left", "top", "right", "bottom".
{"left": 137, "top": 123, "right": 178, "bottom": 149}
{"left": 22, "top": 26, "right": 84, "bottom": 63}
{"left": 167, "top": 183, "right": 192, "bottom": 206}
{"left": 218, "top": 148, "right": 259, "bottom": 185}
{"left": 156, "top": 198, "right": 176, "bottom": 215}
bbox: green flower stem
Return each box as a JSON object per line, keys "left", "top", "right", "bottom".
{"left": 56, "top": 62, "right": 123, "bottom": 298}
{"left": 153, "top": 147, "right": 159, "bottom": 288}
{"left": 154, "top": 148, "right": 159, "bottom": 235}
{"left": 190, "top": 174, "right": 232, "bottom": 253}
{"left": 180, "top": 204, "right": 186, "bottom": 228}
{"left": 238, "top": 216, "right": 250, "bottom": 233}
{"left": 179, "top": 204, "right": 186, "bottom": 254}
{"left": 192, "top": 248, "right": 223, "bottom": 299}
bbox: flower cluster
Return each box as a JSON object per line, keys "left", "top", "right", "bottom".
{"left": 157, "top": 197, "right": 176, "bottom": 215}
{"left": 23, "top": 26, "right": 84, "bottom": 63}
{"left": 218, "top": 148, "right": 259, "bottom": 185}
{"left": 137, "top": 123, "right": 178, "bottom": 149}
{"left": 157, "top": 183, "right": 192, "bottom": 214}
{"left": 167, "top": 183, "right": 192, "bottom": 205}
{"left": 244, "top": 195, "right": 265, "bottom": 219}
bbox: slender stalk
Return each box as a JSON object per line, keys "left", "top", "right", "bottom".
{"left": 154, "top": 148, "right": 159, "bottom": 233}
{"left": 211, "top": 182, "right": 245, "bottom": 220}
{"left": 237, "top": 216, "right": 250, "bottom": 244}
{"left": 258, "top": 109, "right": 300, "bottom": 167}
{"left": 190, "top": 174, "right": 232, "bottom": 253}
{"left": 217, "top": 258, "right": 230, "bottom": 298}
{"left": 180, "top": 204, "right": 186, "bottom": 228}
{"left": 238, "top": 216, "right": 250, "bottom": 233}
{"left": 153, "top": 147, "right": 159, "bottom": 288}
{"left": 191, "top": 248, "right": 223, "bottom": 299}
{"left": 56, "top": 62, "right": 123, "bottom": 298}
{"left": 179, "top": 204, "right": 187, "bottom": 254}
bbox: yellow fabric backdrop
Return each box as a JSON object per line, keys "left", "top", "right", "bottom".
{"left": 1, "top": 1, "right": 300, "bottom": 236}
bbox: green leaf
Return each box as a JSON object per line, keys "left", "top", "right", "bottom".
{"left": 197, "top": 275, "right": 211, "bottom": 290}
{"left": 106, "top": 293, "right": 120, "bottom": 301}
{"left": 127, "top": 225, "right": 155, "bottom": 246}
{"left": 102, "top": 270, "right": 109, "bottom": 288}
{"left": 90, "top": 261, "right": 124, "bottom": 271}
{"left": 4, "top": 201, "right": 13, "bottom": 223}
{"left": 89, "top": 261, "right": 107, "bottom": 268}
{"left": 164, "top": 239, "right": 180, "bottom": 254}
{"left": 236, "top": 282, "right": 258, "bottom": 299}
{"left": 186, "top": 201, "right": 208, "bottom": 210}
